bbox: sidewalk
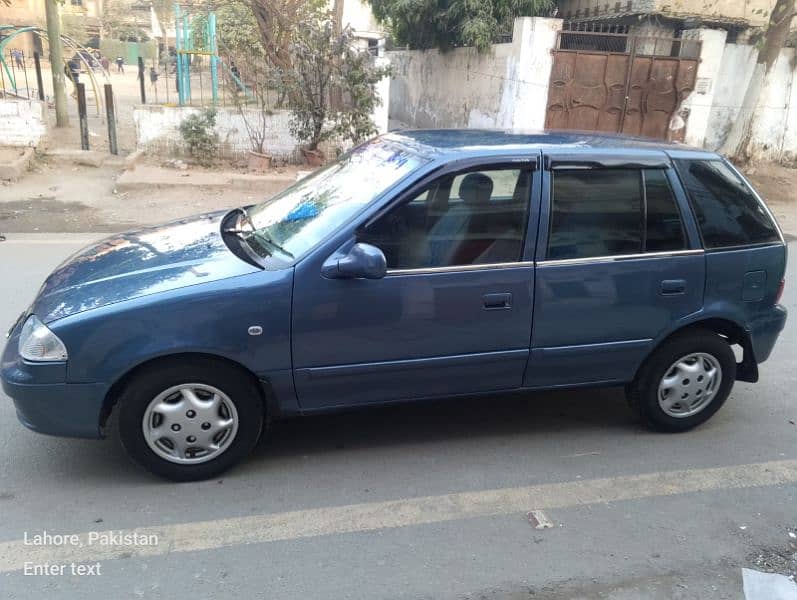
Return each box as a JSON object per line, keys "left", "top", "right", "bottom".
{"left": 0, "top": 159, "right": 300, "bottom": 233}
{"left": 115, "top": 164, "right": 299, "bottom": 191}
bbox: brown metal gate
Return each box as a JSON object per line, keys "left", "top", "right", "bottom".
{"left": 544, "top": 31, "right": 701, "bottom": 141}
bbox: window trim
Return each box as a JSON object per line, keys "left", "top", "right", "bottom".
{"left": 547, "top": 157, "right": 671, "bottom": 170}
{"left": 386, "top": 260, "right": 535, "bottom": 276}
{"left": 537, "top": 248, "right": 704, "bottom": 268}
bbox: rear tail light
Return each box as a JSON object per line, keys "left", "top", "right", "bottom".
{"left": 776, "top": 279, "right": 785, "bottom": 304}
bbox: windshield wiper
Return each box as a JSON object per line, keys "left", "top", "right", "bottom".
{"left": 222, "top": 227, "right": 294, "bottom": 259}
{"left": 256, "top": 234, "right": 294, "bottom": 258}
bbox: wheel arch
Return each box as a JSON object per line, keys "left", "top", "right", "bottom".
{"left": 99, "top": 352, "right": 274, "bottom": 433}
{"left": 636, "top": 317, "right": 757, "bottom": 384}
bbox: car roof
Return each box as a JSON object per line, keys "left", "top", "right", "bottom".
{"left": 382, "top": 129, "right": 718, "bottom": 161}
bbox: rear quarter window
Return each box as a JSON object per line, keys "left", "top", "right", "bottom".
{"left": 673, "top": 159, "right": 780, "bottom": 248}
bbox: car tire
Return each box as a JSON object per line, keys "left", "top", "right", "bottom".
{"left": 118, "top": 358, "right": 264, "bottom": 481}
{"left": 628, "top": 329, "right": 736, "bottom": 432}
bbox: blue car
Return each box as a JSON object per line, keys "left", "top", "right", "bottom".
{"left": 2, "top": 131, "right": 788, "bottom": 480}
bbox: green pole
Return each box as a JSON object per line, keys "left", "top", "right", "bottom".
{"left": 183, "top": 13, "right": 191, "bottom": 101}
{"left": 174, "top": 3, "right": 184, "bottom": 105}
{"left": 209, "top": 12, "right": 218, "bottom": 104}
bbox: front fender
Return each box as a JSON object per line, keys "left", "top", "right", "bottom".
{"left": 50, "top": 268, "right": 294, "bottom": 399}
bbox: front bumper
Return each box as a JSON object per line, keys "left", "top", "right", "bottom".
{"left": 2, "top": 329, "right": 106, "bottom": 439}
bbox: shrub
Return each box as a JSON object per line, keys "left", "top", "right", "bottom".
{"left": 178, "top": 109, "right": 219, "bottom": 166}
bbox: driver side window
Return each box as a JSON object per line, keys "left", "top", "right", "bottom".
{"left": 358, "top": 167, "right": 532, "bottom": 270}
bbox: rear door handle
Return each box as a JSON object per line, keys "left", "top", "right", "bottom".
{"left": 660, "top": 279, "right": 687, "bottom": 295}
{"left": 483, "top": 292, "right": 512, "bottom": 310}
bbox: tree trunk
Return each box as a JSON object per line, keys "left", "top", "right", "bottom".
{"left": 44, "top": 0, "right": 69, "bottom": 127}
{"left": 721, "top": 0, "right": 795, "bottom": 162}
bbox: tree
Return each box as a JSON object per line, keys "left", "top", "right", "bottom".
{"left": 367, "top": 0, "right": 553, "bottom": 52}
{"left": 61, "top": 13, "right": 89, "bottom": 46}
{"left": 245, "top": 0, "right": 325, "bottom": 73}
{"left": 102, "top": 0, "right": 150, "bottom": 41}
{"left": 721, "top": 0, "right": 796, "bottom": 162}
{"left": 284, "top": 20, "right": 390, "bottom": 152}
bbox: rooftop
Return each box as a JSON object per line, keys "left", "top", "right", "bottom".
{"left": 384, "top": 129, "right": 713, "bottom": 157}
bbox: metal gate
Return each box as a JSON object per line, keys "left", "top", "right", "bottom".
{"left": 544, "top": 31, "right": 701, "bottom": 141}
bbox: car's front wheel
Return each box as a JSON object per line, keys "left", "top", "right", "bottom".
{"left": 628, "top": 329, "right": 736, "bottom": 432}
{"left": 118, "top": 358, "right": 264, "bottom": 481}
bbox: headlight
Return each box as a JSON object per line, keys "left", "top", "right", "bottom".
{"left": 18, "top": 315, "right": 68, "bottom": 362}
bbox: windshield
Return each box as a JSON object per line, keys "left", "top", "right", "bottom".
{"left": 243, "top": 140, "right": 428, "bottom": 266}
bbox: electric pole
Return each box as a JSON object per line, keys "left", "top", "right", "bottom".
{"left": 44, "top": 0, "right": 69, "bottom": 126}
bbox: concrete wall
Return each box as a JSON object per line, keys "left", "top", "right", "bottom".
{"left": 388, "top": 17, "right": 561, "bottom": 130}
{"left": 705, "top": 44, "right": 797, "bottom": 162}
{"left": 0, "top": 100, "right": 47, "bottom": 147}
{"left": 678, "top": 28, "right": 727, "bottom": 148}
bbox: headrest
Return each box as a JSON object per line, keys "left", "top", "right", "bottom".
{"left": 459, "top": 173, "right": 493, "bottom": 205}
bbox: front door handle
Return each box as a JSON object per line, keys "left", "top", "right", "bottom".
{"left": 661, "top": 279, "right": 687, "bottom": 295}
{"left": 483, "top": 292, "right": 512, "bottom": 310}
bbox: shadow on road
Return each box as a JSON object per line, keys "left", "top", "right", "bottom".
{"left": 12, "top": 386, "right": 639, "bottom": 485}
{"left": 258, "top": 386, "right": 635, "bottom": 459}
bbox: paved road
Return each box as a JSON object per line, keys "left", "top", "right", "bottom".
{"left": 0, "top": 235, "right": 795, "bottom": 599}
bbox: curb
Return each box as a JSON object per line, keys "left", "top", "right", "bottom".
{"left": 44, "top": 149, "right": 107, "bottom": 168}
{"left": 115, "top": 169, "right": 298, "bottom": 192}
{"left": 0, "top": 147, "right": 35, "bottom": 181}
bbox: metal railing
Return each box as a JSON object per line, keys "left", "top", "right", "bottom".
{"left": 555, "top": 30, "right": 701, "bottom": 59}
{"left": 1, "top": 49, "right": 39, "bottom": 100}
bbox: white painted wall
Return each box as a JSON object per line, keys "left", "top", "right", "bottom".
{"left": 679, "top": 28, "right": 727, "bottom": 148}
{"left": 706, "top": 44, "right": 797, "bottom": 162}
{"left": 134, "top": 106, "right": 301, "bottom": 161}
{"left": 0, "top": 100, "right": 47, "bottom": 147}
{"left": 388, "top": 17, "right": 561, "bottom": 131}
{"left": 704, "top": 44, "right": 758, "bottom": 151}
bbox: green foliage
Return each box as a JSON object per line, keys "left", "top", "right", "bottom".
{"left": 191, "top": 0, "right": 263, "bottom": 57}
{"left": 178, "top": 109, "right": 219, "bottom": 166}
{"left": 282, "top": 19, "right": 390, "bottom": 151}
{"left": 367, "top": 0, "right": 553, "bottom": 52}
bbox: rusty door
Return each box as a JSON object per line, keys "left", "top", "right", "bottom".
{"left": 544, "top": 34, "right": 699, "bottom": 141}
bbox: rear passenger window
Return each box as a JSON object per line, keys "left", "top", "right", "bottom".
{"left": 548, "top": 168, "right": 686, "bottom": 260}
{"left": 674, "top": 159, "right": 780, "bottom": 248}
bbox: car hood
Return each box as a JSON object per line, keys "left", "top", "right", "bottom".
{"left": 31, "top": 211, "right": 260, "bottom": 323}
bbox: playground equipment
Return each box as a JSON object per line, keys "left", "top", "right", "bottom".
{"left": 0, "top": 25, "right": 107, "bottom": 115}
{"left": 172, "top": 4, "right": 251, "bottom": 106}
{"left": 173, "top": 4, "right": 219, "bottom": 105}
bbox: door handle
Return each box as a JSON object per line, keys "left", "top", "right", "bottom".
{"left": 483, "top": 292, "right": 512, "bottom": 310}
{"left": 660, "top": 279, "right": 687, "bottom": 295}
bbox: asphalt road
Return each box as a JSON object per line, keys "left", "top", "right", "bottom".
{"left": 0, "top": 235, "right": 795, "bottom": 600}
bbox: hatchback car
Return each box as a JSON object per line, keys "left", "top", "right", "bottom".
{"left": 2, "top": 130, "right": 788, "bottom": 480}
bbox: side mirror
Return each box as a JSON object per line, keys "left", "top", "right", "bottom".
{"left": 322, "top": 243, "right": 387, "bottom": 280}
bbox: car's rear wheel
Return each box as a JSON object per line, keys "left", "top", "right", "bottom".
{"left": 628, "top": 329, "right": 736, "bottom": 432}
{"left": 118, "top": 358, "right": 263, "bottom": 481}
